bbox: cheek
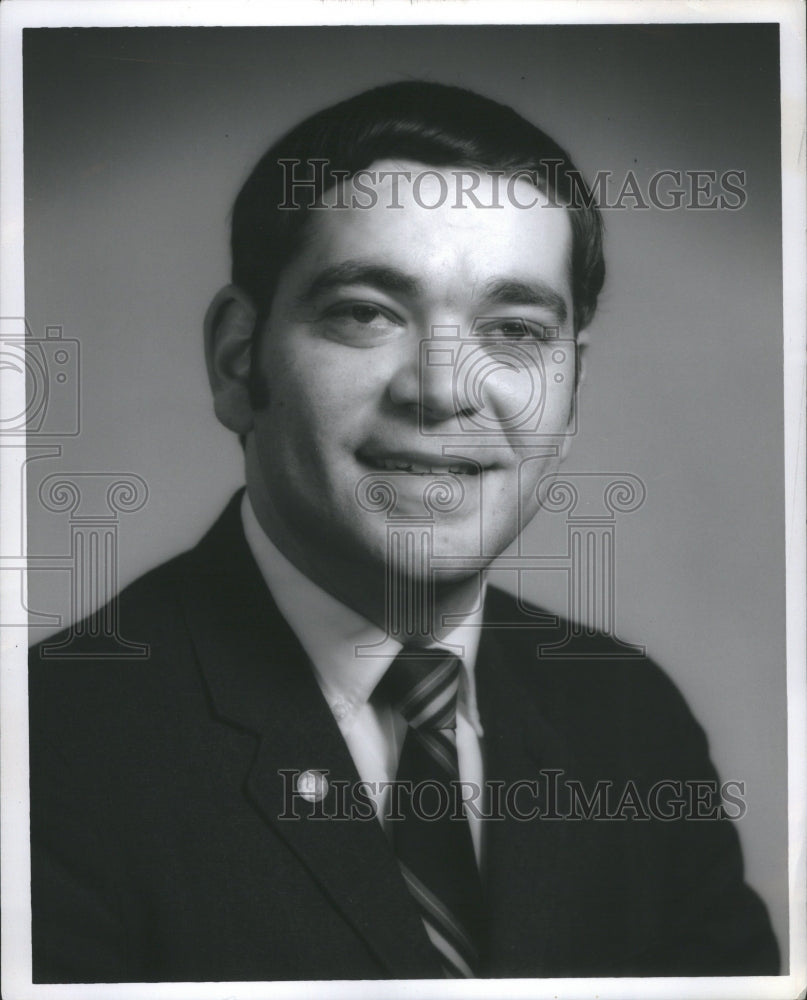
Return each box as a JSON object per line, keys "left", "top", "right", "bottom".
{"left": 262, "top": 348, "right": 378, "bottom": 457}
{"left": 514, "top": 451, "right": 565, "bottom": 531}
{"left": 544, "top": 375, "right": 575, "bottom": 426}
{"left": 263, "top": 342, "right": 332, "bottom": 412}
{"left": 537, "top": 341, "right": 577, "bottom": 429}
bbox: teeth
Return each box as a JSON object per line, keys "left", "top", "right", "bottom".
{"left": 364, "top": 456, "right": 479, "bottom": 476}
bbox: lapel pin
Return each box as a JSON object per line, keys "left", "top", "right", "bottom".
{"left": 297, "top": 769, "right": 329, "bottom": 803}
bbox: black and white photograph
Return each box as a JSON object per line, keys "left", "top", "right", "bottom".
{"left": 1, "top": 2, "right": 805, "bottom": 998}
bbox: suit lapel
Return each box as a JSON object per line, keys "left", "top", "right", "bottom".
{"left": 174, "top": 495, "right": 591, "bottom": 978}
{"left": 175, "top": 494, "right": 443, "bottom": 979}
{"left": 476, "top": 622, "right": 586, "bottom": 977}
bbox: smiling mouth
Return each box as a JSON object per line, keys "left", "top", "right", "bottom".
{"left": 359, "top": 453, "right": 483, "bottom": 476}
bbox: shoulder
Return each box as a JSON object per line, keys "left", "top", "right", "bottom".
{"left": 29, "top": 491, "right": 246, "bottom": 662}
{"left": 481, "top": 585, "right": 710, "bottom": 773}
{"left": 28, "top": 549, "right": 195, "bottom": 773}
{"left": 28, "top": 492, "right": 246, "bottom": 749}
{"left": 29, "top": 544, "right": 191, "bottom": 671}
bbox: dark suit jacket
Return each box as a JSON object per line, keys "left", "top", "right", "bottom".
{"left": 29, "top": 492, "right": 779, "bottom": 982}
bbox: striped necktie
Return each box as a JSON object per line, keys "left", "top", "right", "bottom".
{"left": 377, "top": 648, "right": 485, "bottom": 978}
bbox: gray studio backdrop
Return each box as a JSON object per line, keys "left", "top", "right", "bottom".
{"left": 23, "top": 25, "right": 787, "bottom": 960}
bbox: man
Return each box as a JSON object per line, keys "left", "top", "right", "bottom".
{"left": 29, "top": 81, "right": 779, "bottom": 982}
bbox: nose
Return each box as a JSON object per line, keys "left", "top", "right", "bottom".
{"left": 387, "top": 325, "right": 473, "bottom": 424}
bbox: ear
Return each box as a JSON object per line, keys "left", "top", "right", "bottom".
{"left": 559, "top": 330, "right": 590, "bottom": 462}
{"left": 204, "top": 285, "right": 258, "bottom": 435}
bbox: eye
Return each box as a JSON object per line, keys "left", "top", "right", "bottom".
{"left": 321, "top": 301, "right": 405, "bottom": 341}
{"left": 344, "top": 304, "right": 388, "bottom": 325}
{"left": 472, "top": 317, "right": 552, "bottom": 340}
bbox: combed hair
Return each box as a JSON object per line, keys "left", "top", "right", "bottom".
{"left": 231, "top": 80, "right": 604, "bottom": 333}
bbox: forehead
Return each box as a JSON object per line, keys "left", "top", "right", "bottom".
{"left": 288, "top": 160, "right": 573, "bottom": 310}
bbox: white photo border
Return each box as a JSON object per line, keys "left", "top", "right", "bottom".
{"left": 1, "top": 2, "right": 804, "bottom": 999}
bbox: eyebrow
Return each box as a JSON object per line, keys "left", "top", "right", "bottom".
{"left": 293, "top": 259, "right": 569, "bottom": 325}
{"left": 480, "top": 278, "right": 568, "bottom": 325}
{"left": 293, "top": 260, "right": 421, "bottom": 306}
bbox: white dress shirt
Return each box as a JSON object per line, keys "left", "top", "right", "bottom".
{"left": 241, "top": 492, "right": 486, "bottom": 864}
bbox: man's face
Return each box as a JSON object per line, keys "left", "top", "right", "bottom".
{"left": 244, "top": 162, "right": 576, "bottom": 592}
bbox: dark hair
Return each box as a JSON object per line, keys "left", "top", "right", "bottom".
{"left": 231, "top": 80, "right": 604, "bottom": 333}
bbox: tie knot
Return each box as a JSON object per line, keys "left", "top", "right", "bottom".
{"left": 378, "top": 648, "right": 461, "bottom": 731}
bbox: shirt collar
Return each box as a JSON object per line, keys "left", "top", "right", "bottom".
{"left": 241, "top": 492, "right": 485, "bottom": 735}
